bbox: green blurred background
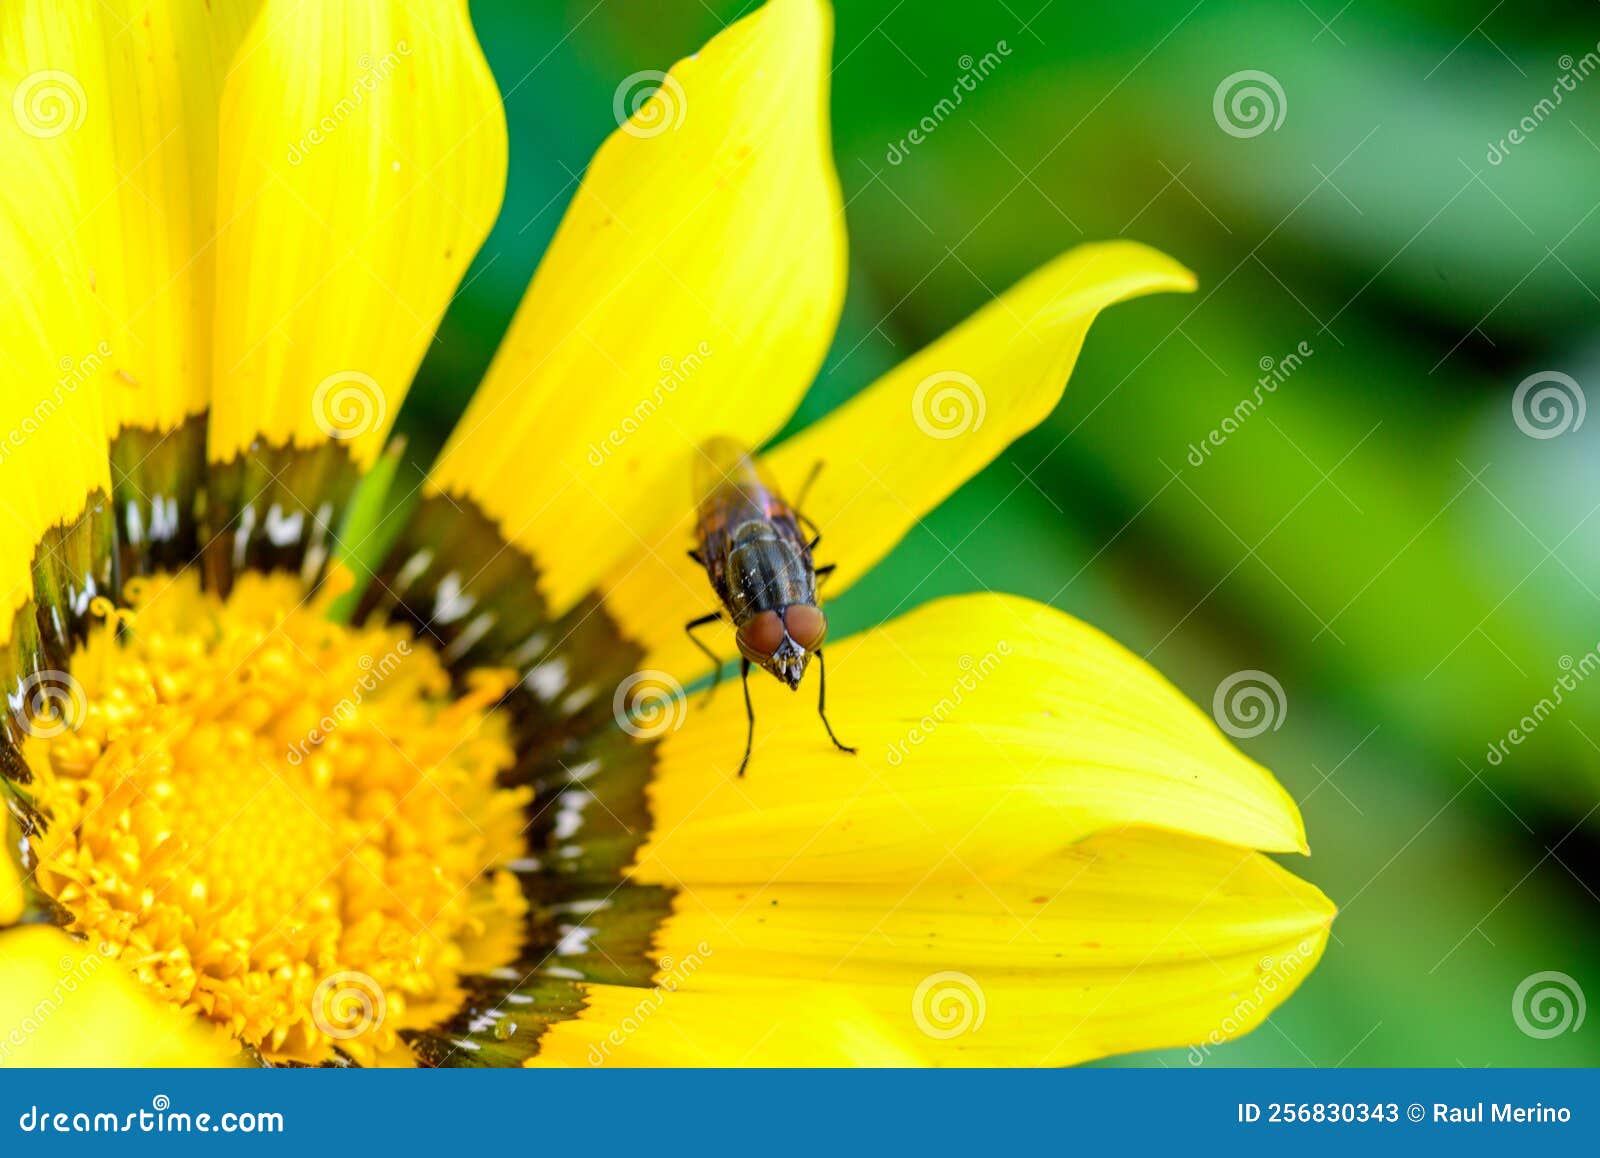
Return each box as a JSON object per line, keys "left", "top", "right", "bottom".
{"left": 398, "top": 0, "right": 1600, "bottom": 1066}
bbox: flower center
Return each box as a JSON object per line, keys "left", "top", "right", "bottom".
{"left": 24, "top": 570, "right": 531, "bottom": 1066}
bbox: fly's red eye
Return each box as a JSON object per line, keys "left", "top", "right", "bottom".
{"left": 736, "top": 611, "right": 785, "bottom": 659}
{"left": 783, "top": 604, "right": 827, "bottom": 652}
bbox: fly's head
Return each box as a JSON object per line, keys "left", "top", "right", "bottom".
{"left": 736, "top": 603, "right": 828, "bottom": 690}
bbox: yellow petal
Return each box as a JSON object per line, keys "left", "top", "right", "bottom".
{"left": 528, "top": 983, "right": 924, "bottom": 1068}
{"left": 632, "top": 592, "right": 1305, "bottom": 887}
{"left": 600, "top": 241, "right": 1194, "bottom": 676}
{"left": 208, "top": 0, "right": 506, "bottom": 468}
{"left": 17, "top": 1, "right": 256, "bottom": 436}
{"left": 0, "top": 926, "right": 239, "bottom": 1066}
{"left": 537, "top": 830, "right": 1333, "bottom": 1066}
{"left": 0, "top": 5, "right": 114, "bottom": 645}
{"left": 425, "top": 0, "right": 846, "bottom": 615}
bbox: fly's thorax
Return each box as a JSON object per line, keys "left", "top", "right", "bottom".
{"left": 726, "top": 519, "right": 815, "bottom": 621}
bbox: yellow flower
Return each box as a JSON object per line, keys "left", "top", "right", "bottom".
{"left": 0, "top": 0, "right": 1332, "bottom": 1067}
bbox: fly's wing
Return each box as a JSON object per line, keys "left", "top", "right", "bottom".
{"left": 694, "top": 437, "right": 788, "bottom": 529}
{"left": 693, "top": 438, "right": 765, "bottom": 609}
{"left": 691, "top": 435, "right": 796, "bottom": 610}
{"left": 695, "top": 437, "right": 758, "bottom": 507}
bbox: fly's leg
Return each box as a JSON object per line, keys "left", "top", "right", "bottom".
{"left": 795, "top": 459, "right": 825, "bottom": 509}
{"left": 815, "top": 649, "right": 856, "bottom": 756}
{"left": 684, "top": 611, "right": 726, "bottom": 700}
{"left": 686, "top": 549, "right": 704, "bottom": 566}
{"left": 738, "top": 658, "right": 756, "bottom": 777}
{"left": 800, "top": 515, "right": 823, "bottom": 553}
{"left": 814, "top": 562, "right": 837, "bottom": 588}
{"left": 796, "top": 461, "right": 826, "bottom": 552}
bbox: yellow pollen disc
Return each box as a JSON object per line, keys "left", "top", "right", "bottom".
{"left": 26, "top": 571, "right": 531, "bottom": 1066}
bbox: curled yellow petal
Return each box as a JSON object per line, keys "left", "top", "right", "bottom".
{"left": 600, "top": 240, "right": 1194, "bottom": 677}
{"left": 770, "top": 241, "right": 1196, "bottom": 598}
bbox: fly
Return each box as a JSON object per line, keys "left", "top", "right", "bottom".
{"left": 685, "top": 436, "right": 856, "bottom": 776}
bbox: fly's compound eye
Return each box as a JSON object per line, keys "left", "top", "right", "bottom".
{"left": 736, "top": 610, "right": 786, "bottom": 660}
{"left": 782, "top": 603, "right": 828, "bottom": 653}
